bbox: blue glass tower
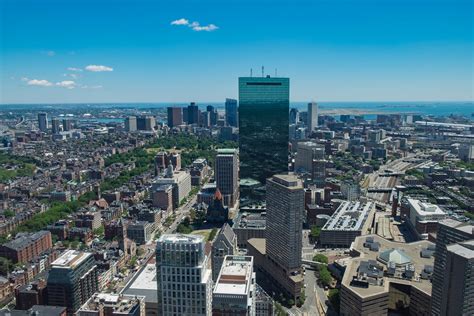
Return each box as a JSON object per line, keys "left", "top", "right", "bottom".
{"left": 239, "top": 76, "right": 290, "bottom": 202}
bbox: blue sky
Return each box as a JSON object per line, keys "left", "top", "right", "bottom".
{"left": 1, "top": 0, "right": 472, "bottom": 103}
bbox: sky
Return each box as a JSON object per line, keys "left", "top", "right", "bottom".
{"left": 0, "top": 0, "right": 473, "bottom": 104}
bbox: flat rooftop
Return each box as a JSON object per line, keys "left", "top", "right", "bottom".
{"left": 52, "top": 250, "right": 91, "bottom": 269}
{"left": 270, "top": 174, "right": 302, "bottom": 188}
{"left": 234, "top": 211, "right": 266, "bottom": 230}
{"left": 342, "top": 234, "right": 435, "bottom": 298}
{"left": 158, "top": 234, "right": 203, "bottom": 244}
{"left": 79, "top": 293, "right": 145, "bottom": 314}
{"left": 408, "top": 198, "right": 445, "bottom": 216}
{"left": 214, "top": 256, "right": 253, "bottom": 296}
{"left": 323, "top": 201, "right": 374, "bottom": 231}
{"left": 123, "top": 264, "right": 157, "bottom": 304}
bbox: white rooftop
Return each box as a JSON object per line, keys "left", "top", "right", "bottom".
{"left": 52, "top": 250, "right": 91, "bottom": 268}
{"left": 323, "top": 201, "right": 374, "bottom": 231}
{"left": 128, "top": 264, "right": 157, "bottom": 291}
{"left": 408, "top": 198, "right": 445, "bottom": 216}
{"left": 159, "top": 234, "right": 203, "bottom": 244}
{"left": 214, "top": 256, "right": 253, "bottom": 296}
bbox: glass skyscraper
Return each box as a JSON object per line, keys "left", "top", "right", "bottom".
{"left": 239, "top": 76, "right": 290, "bottom": 202}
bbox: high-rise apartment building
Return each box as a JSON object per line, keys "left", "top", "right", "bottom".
{"left": 307, "top": 101, "right": 318, "bottom": 133}
{"left": 212, "top": 255, "right": 256, "bottom": 316}
{"left": 431, "top": 219, "right": 474, "bottom": 316}
{"left": 266, "top": 174, "right": 304, "bottom": 271}
{"left": 167, "top": 107, "right": 183, "bottom": 128}
{"left": 125, "top": 116, "right": 137, "bottom": 132}
{"left": 225, "top": 98, "right": 238, "bottom": 127}
{"left": 47, "top": 250, "right": 99, "bottom": 315}
{"left": 156, "top": 234, "right": 212, "bottom": 316}
{"left": 215, "top": 148, "right": 239, "bottom": 207}
{"left": 38, "top": 113, "right": 48, "bottom": 132}
{"left": 239, "top": 76, "right": 289, "bottom": 201}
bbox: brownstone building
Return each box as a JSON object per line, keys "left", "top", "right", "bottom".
{"left": 0, "top": 231, "right": 52, "bottom": 264}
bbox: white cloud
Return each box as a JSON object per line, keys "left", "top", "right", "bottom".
{"left": 82, "top": 85, "right": 103, "bottom": 89}
{"left": 85, "top": 65, "right": 114, "bottom": 72}
{"left": 27, "top": 79, "right": 53, "bottom": 87}
{"left": 21, "top": 77, "right": 29, "bottom": 82}
{"left": 191, "top": 23, "right": 218, "bottom": 32}
{"left": 56, "top": 80, "right": 76, "bottom": 89}
{"left": 67, "top": 67, "right": 83, "bottom": 72}
{"left": 171, "top": 18, "right": 189, "bottom": 26}
{"left": 171, "top": 18, "right": 218, "bottom": 32}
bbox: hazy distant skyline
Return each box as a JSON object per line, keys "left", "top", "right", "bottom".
{"left": 1, "top": 0, "right": 472, "bottom": 104}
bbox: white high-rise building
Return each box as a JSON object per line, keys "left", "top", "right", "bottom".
{"left": 307, "top": 101, "right": 318, "bottom": 133}
{"left": 212, "top": 255, "right": 256, "bottom": 315}
{"left": 156, "top": 234, "right": 212, "bottom": 316}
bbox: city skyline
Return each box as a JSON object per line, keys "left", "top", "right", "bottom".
{"left": 1, "top": 0, "right": 473, "bottom": 104}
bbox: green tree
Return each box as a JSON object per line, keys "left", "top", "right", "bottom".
{"left": 328, "top": 288, "right": 340, "bottom": 312}
{"left": 208, "top": 228, "right": 218, "bottom": 242}
{"left": 313, "top": 254, "right": 328, "bottom": 264}
{"left": 310, "top": 225, "right": 321, "bottom": 240}
{"left": 319, "top": 266, "right": 332, "bottom": 286}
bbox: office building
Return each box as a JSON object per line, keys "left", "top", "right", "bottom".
{"left": 215, "top": 148, "right": 239, "bottom": 208}
{"left": 0, "top": 231, "right": 52, "bottom": 264}
{"left": 51, "top": 118, "right": 61, "bottom": 134}
{"left": 233, "top": 209, "right": 267, "bottom": 249}
{"left": 156, "top": 234, "right": 212, "bottom": 316}
{"left": 212, "top": 255, "right": 256, "bottom": 316}
{"left": 239, "top": 76, "right": 289, "bottom": 201}
{"left": 187, "top": 102, "right": 200, "bottom": 125}
{"left": 340, "top": 181, "right": 361, "bottom": 201}
{"left": 340, "top": 234, "right": 435, "bottom": 316}
{"left": 126, "top": 221, "right": 154, "bottom": 245}
{"left": 125, "top": 116, "right": 137, "bottom": 132}
{"left": 211, "top": 223, "right": 238, "bottom": 282}
{"left": 37, "top": 113, "right": 48, "bottom": 132}
{"left": 152, "top": 184, "right": 173, "bottom": 213}
{"left": 77, "top": 292, "right": 146, "bottom": 316}
{"left": 307, "top": 101, "right": 318, "bottom": 133}
{"left": 167, "top": 107, "right": 183, "bottom": 128}
{"left": 266, "top": 174, "right": 304, "bottom": 270}
{"left": 153, "top": 168, "right": 191, "bottom": 208}
{"left": 62, "top": 119, "right": 73, "bottom": 131}
{"left": 0, "top": 306, "right": 67, "bottom": 316}
{"left": 225, "top": 98, "right": 238, "bottom": 127}
{"left": 320, "top": 201, "right": 375, "bottom": 248}
{"left": 431, "top": 219, "right": 474, "bottom": 316}
{"left": 406, "top": 198, "right": 447, "bottom": 239}
{"left": 289, "top": 108, "right": 299, "bottom": 124}
{"left": 207, "top": 105, "right": 218, "bottom": 126}
{"left": 247, "top": 174, "right": 304, "bottom": 302}
{"left": 47, "top": 250, "right": 99, "bottom": 315}
{"left": 136, "top": 116, "right": 155, "bottom": 131}
{"left": 294, "top": 141, "right": 325, "bottom": 173}
{"left": 123, "top": 264, "right": 159, "bottom": 315}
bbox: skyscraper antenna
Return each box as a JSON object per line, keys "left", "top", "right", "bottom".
{"left": 250, "top": 68, "right": 253, "bottom": 77}
{"left": 262, "top": 66, "right": 264, "bottom": 77}
{"left": 275, "top": 68, "right": 277, "bottom": 77}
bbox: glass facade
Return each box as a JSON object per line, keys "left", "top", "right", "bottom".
{"left": 239, "top": 76, "right": 290, "bottom": 202}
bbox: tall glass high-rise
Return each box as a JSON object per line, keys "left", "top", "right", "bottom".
{"left": 238, "top": 76, "right": 289, "bottom": 202}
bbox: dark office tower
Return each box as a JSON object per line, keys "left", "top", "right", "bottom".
{"left": 207, "top": 105, "right": 218, "bottom": 126}
{"left": 187, "top": 102, "right": 199, "bottom": 125}
{"left": 225, "top": 98, "right": 238, "bottom": 127}
{"left": 239, "top": 76, "right": 289, "bottom": 201}
{"left": 215, "top": 149, "right": 239, "bottom": 208}
{"left": 51, "top": 118, "right": 60, "bottom": 134}
{"left": 38, "top": 113, "right": 48, "bottom": 132}
{"left": 182, "top": 107, "right": 189, "bottom": 124}
{"left": 431, "top": 219, "right": 474, "bottom": 316}
{"left": 62, "top": 119, "right": 73, "bottom": 131}
{"left": 289, "top": 108, "right": 299, "bottom": 124}
{"left": 167, "top": 107, "right": 182, "bottom": 128}
{"left": 47, "top": 250, "right": 98, "bottom": 315}
{"left": 136, "top": 116, "right": 155, "bottom": 131}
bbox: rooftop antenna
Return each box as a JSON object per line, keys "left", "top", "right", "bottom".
{"left": 250, "top": 68, "right": 253, "bottom": 77}
{"left": 275, "top": 68, "right": 277, "bottom": 77}
{"left": 261, "top": 66, "right": 264, "bottom": 77}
